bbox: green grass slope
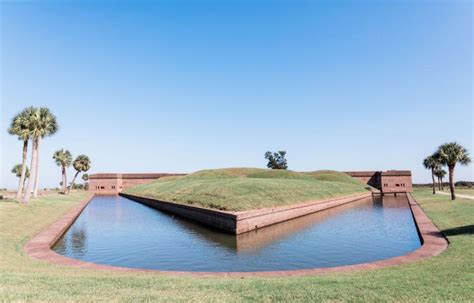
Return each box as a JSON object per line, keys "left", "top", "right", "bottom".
{"left": 123, "top": 168, "right": 370, "bottom": 211}
{"left": 0, "top": 189, "right": 473, "bottom": 301}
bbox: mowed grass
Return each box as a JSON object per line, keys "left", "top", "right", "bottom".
{"left": 124, "top": 168, "right": 370, "bottom": 211}
{"left": 441, "top": 187, "right": 474, "bottom": 196}
{"left": 0, "top": 188, "right": 473, "bottom": 301}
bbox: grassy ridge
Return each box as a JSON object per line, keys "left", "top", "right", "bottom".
{"left": 124, "top": 168, "right": 370, "bottom": 211}
{"left": 0, "top": 189, "right": 473, "bottom": 301}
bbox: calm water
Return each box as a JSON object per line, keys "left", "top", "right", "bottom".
{"left": 53, "top": 195, "right": 421, "bottom": 272}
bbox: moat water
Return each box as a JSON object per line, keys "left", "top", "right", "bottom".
{"left": 53, "top": 195, "right": 421, "bottom": 272}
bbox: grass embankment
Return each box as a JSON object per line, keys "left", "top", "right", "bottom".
{"left": 123, "top": 168, "right": 369, "bottom": 211}
{"left": 0, "top": 189, "right": 473, "bottom": 301}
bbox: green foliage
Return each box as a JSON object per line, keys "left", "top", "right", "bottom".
{"left": 7, "top": 107, "right": 36, "bottom": 141}
{"left": 73, "top": 155, "right": 91, "bottom": 173}
{"left": 29, "top": 107, "right": 59, "bottom": 139}
{"left": 71, "top": 183, "right": 85, "bottom": 190}
{"left": 434, "top": 168, "right": 446, "bottom": 179}
{"left": 264, "top": 151, "right": 288, "bottom": 169}
{"left": 437, "top": 142, "right": 471, "bottom": 168}
{"left": 455, "top": 181, "right": 474, "bottom": 188}
{"left": 10, "top": 106, "right": 58, "bottom": 141}
{"left": 11, "top": 164, "right": 30, "bottom": 178}
{"left": 53, "top": 149, "right": 73, "bottom": 168}
{"left": 423, "top": 154, "right": 440, "bottom": 171}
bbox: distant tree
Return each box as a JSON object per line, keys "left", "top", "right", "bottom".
{"left": 72, "top": 183, "right": 84, "bottom": 190}
{"left": 82, "top": 174, "right": 89, "bottom": 191}
{"left": 53, "top": 149, "right": 72, "bottom": 194}
{"left": 434, "top": 168, "right": 446, "bottom": 191}
{"left": 265, "top": 151, "right": 288, "bottom": 170}
{"left": 423, "top": 155, "right": 440, "bottom": 195}
{"left": 11, "top": 164, "right": 30, "bottom": 191}
{"left": 437, "top": 143, "right": 471, "bottom": 200}
{"left": 68, "top": 155, "right": 91, "bottom": 194}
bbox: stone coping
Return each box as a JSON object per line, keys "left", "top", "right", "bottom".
{"left": 24, "top": 193, "right": 448, "bottom": 277}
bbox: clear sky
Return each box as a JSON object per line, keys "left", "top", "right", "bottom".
{"left": 1, "top": 0, "right": 472, "bottom": 189}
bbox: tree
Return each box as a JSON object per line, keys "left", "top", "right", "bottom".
{"left": 68, "top": 155, "right": 91, "bottom": 194}
{"left": 53, "top": 149, "right": 72, "bottom": 194}
{"left": 423, "top": 155, "right": 440, "bottom": 195}
{"left": 23, "top": 107, "right": 58, "bottom": 203}
{"left": 8, "top": 107, "right": 35, "bottom": 200}
{"left": 82, "top": 174, "right": 90, "bottom": 190}
{"left": 434, "top": 168, "right": 446, "bottom": 191}
{"left": 11, "top": 164, "right": 30, "bottom": 191}
{"left": 437, "top": 142, "right": 471, "bottom": 200}
{"left": 265, "top": 151, "right": 288, "bottom": 170}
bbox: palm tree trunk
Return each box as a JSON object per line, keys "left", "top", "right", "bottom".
{"left": 65, "top": 170, "right": 68, "bottom": 193}
{"left": 448, "top": 165, "right": 455, "bottom": 200}
{"left": 23, "top": 138, "right": 38, "bottom": 204}
{"left": 63, "top": 166, "right": 68, "bottom": 194}
{"left": 61, "top": 167, "right": 65, "bottom": 193}
{"left": 441, "top": 177, "right": 444, "bottom": 191}
{"left": 431, "top": 168, "right": 436, "bottom": 194}
{"left": 68, "top": 171, "right": 80, "bottom": 194}
{"left": 61, "top": 169, "right": 64, "bottom": 193}
{"left": 33, "top": 136, "right": 41, "bottom": 197}
{"left": 15, "top": 140, "right": 29, "bottom": 200}
{"left": 437, "top": 177, "right": 441, "bottom": 190}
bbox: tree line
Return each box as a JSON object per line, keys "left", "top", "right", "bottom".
{"left": 423, "top": 142, "right": 471, "bottom": 200}
{"left": 8, "top": 107, "right": 91, "bottom": 203}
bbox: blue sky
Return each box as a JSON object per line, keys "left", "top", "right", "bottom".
{"left": 1, "top": 0, "right": 472, "bottom": 188}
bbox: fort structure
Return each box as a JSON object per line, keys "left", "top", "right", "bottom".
{"left": 344, "top": 170, "right": 413, "bottom": 194}
{"left": 89, "top": 170, "right": 412, "bottom": 195}
{"left": 89, "top": 173, "right": 186, "bottom": 195}
{"left": 88, "top": 169, "right": 413, "bottom": 233}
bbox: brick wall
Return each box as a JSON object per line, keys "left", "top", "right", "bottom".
{"left": 344, "top": 170, "right": 412, "bottom": 193}
{"left": 89, "top": 173, "right": 186, "bottom": 195}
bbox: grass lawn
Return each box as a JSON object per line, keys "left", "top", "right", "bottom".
{"left": 0, "top": 188, "right": 473, "bottom": 301}
{"left": 123, "top": 168, "right": 370, "bottom": 211}
{"left": 440, "top": 187, "right": 474, "bottom": 196}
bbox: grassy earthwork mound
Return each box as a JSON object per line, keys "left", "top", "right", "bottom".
{"left": 123, "top": 168, "right": 370, "bottom": 211}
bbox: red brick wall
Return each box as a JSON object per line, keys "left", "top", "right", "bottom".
{"left": 89, "top": 178, "right": 121, "bottom": 195}
{"left": 380, "top": 175, "right": 413, "bottom": 193}
{"left": 345, "top": 171, "right": 412, "bottom": 193}
{"left": 89, "top": 173, "right": 185, "bottom": 195}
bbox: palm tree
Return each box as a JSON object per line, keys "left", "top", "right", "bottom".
{"left": 434, "top": 168, "right": 446, "bottom": 191}
{"left": 11, "top": 164, "right": 30, "bottom": 191}
{"left": 23, "top": 107, "right": 58, "bottom": 203}
{"left": 68, "top": 155, "right": 91, "bottom": 194}
{"left": 437, "top": 142, "right": 471, "bottom": 200}
{"left": 8, "top": 107, "right": 35, "bottom": 200}
{"left": 53, "top": 149, "right": 72, "bottom": 194}
{"left": 423, "top": 155, "right": 440, "bottom": 195}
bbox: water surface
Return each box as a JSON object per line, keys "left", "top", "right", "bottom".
{"left": 53, "top": 195, "right": 421, "bottom": 272}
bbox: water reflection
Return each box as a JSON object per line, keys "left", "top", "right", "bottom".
{"left": 53, "top": 194, "right": 421, "bottom": 272}
{"left": 172, "top": 197, "right": 383, "bottom": 253}
{"left": 54, "top": 218, "right": 88, "bottom": 256}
